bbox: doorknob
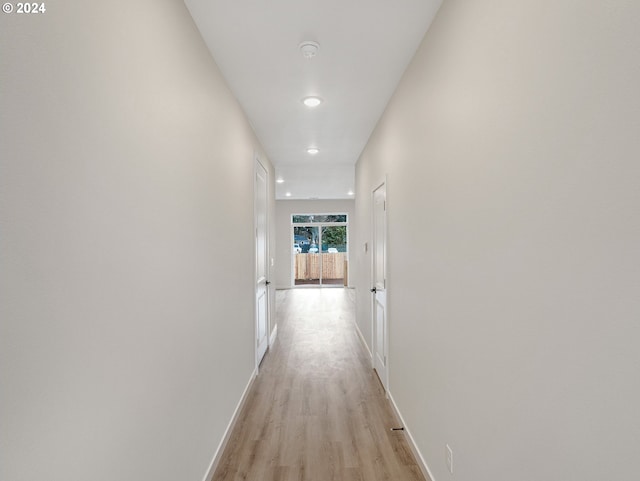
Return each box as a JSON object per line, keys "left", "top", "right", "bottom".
{"left": 370, "top": 287, "right": 377, "bottom": 293}
{"left": 266, "top": 280, "right": 271, "bottom": 285}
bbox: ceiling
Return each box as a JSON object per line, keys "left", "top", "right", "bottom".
{"left": 184, "top": 0, "right": 443, "bottom": 200}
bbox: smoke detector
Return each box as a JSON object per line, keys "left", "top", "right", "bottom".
{"left": 299, "top": 41, "right": 320, "bottom": 59}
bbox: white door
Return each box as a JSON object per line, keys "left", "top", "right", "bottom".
{"left": 372, "top": 181, "right": 388, "bottom": 390}
{"left": 255, "top": 159, "right": 269, "bottom": 366}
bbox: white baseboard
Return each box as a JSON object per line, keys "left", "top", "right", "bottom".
{"left": 269, "top": 324, "right": 278, "bottom": 346}
{"left": 388, "top": 392, "right": 437, "bottom": 481}
{"left": 202, "top": 369, "right": 257, "bottom": 481}
{"left": 354, "top": 320, "right": 372, "bottom": 360}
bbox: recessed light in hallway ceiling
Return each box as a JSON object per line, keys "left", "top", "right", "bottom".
{"left": 307, "top": 148, "right": 319, "bottom": 155}
{"left": 302, "top": 96, "right": 322, "bottom": 108}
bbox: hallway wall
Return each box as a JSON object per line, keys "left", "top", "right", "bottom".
{"left": 0, "top": 2, "right": 274, "bottom": 481}
{"left": 353, "top": 1, "right": 640, "bottom": 480}
{"left": 274, "top": 199, "right": 354, "bottom": 288}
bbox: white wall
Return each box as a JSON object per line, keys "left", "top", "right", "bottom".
{"left": 0, "top": 2, "right": 275, "bottom": 480}
{"left": 354, "top": 1, "right": 640, "bottom": 481}
{"left": 275, "top": 200, "right": 354, "bottom": 288}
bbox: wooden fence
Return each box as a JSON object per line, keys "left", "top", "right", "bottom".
{"left": 295, "top": 253, "right": 345, "bottom": 280}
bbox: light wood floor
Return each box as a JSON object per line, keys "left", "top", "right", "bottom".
{"left": 211, "top": 288, "right": 427, "bottom": 481}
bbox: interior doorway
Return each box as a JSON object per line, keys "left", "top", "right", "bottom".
{"left": 292, "top": 214, "right": 348, "bottom": 287}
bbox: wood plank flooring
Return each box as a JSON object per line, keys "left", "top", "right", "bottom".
{"left": 211, "top": 288, "right": 427, "bottom": 481}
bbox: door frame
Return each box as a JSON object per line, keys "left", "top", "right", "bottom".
{"left": 290, "top": 214, "right": 349, "bottom": 287}
{"left": 371, "top": 177, "right": 389, "bottom": 392}
{"left": 254, "top": 156, "right": 270, "bottom": 373}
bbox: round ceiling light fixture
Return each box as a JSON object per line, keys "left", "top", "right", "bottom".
{"left": 302, "top": 96, "right": 322, "bottom": 107}
{"left": 299, "top": 41, "right": 320, "bottom": 59}
{"left": 307, "top": 148, "right": 319, "bottom": 155}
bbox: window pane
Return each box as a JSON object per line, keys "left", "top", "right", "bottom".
{"left": 321, "top": 226, "right": 347, "bottom": 252}
{"left": 292, "top": 214, "right": 347, "bottom": 223}
{"left": 292, "top": 215, "right": 313, "bottom": 223}
{"left": 321, "top": 226, "right": 347, "bottom": 285}
{"left": 294, "top": 226, "right": 320, "bottom": 286}
{"left": 313, "top": 214, "right": 347, "bottom": 223}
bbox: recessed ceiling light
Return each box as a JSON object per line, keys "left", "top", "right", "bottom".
{"left": 348, "top": 191, "right": 354, "bottom": 196}
{"left": 285, "top": 192, "right": 292, "bottom": 197}
{"left": 307, "top": 148, "right": 319, "bottom": 155}
{"left": 276, "top": 178, "right": 284, "bottom": 184}
{"left": 302, "top": 96, "right": 322, "bottom": 108}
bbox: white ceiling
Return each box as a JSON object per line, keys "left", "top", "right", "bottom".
{"left": 184, "top": 0, "right": 443, "bottom": 200}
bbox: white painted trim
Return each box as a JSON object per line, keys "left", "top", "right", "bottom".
{"left": 269, "top": 323, "right": 278, "bottom": 347}
{"left": 354, "top": 319, "right": 372, "bottom": 360}
{"left": 202, "top": 369, "right": 257, "bottom": 481}
{"left": 290, "top": 224, "right": 295, "bottom": 288}
{"left": 388, "top": 392, "right": 436, "bottom": 481}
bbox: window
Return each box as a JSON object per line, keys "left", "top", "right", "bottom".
{"left": 292, "top": 214, "right": 347, "bottom": 224}
{"left": 292, "top": 214, "right": 348, "bottom": 287}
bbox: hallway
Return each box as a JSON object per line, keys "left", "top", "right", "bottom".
{"left": 212, "top": 289, "right": 425, "bottom": 481}
{"left": 3, "top": 2, "right": 639, "bottom": 480}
